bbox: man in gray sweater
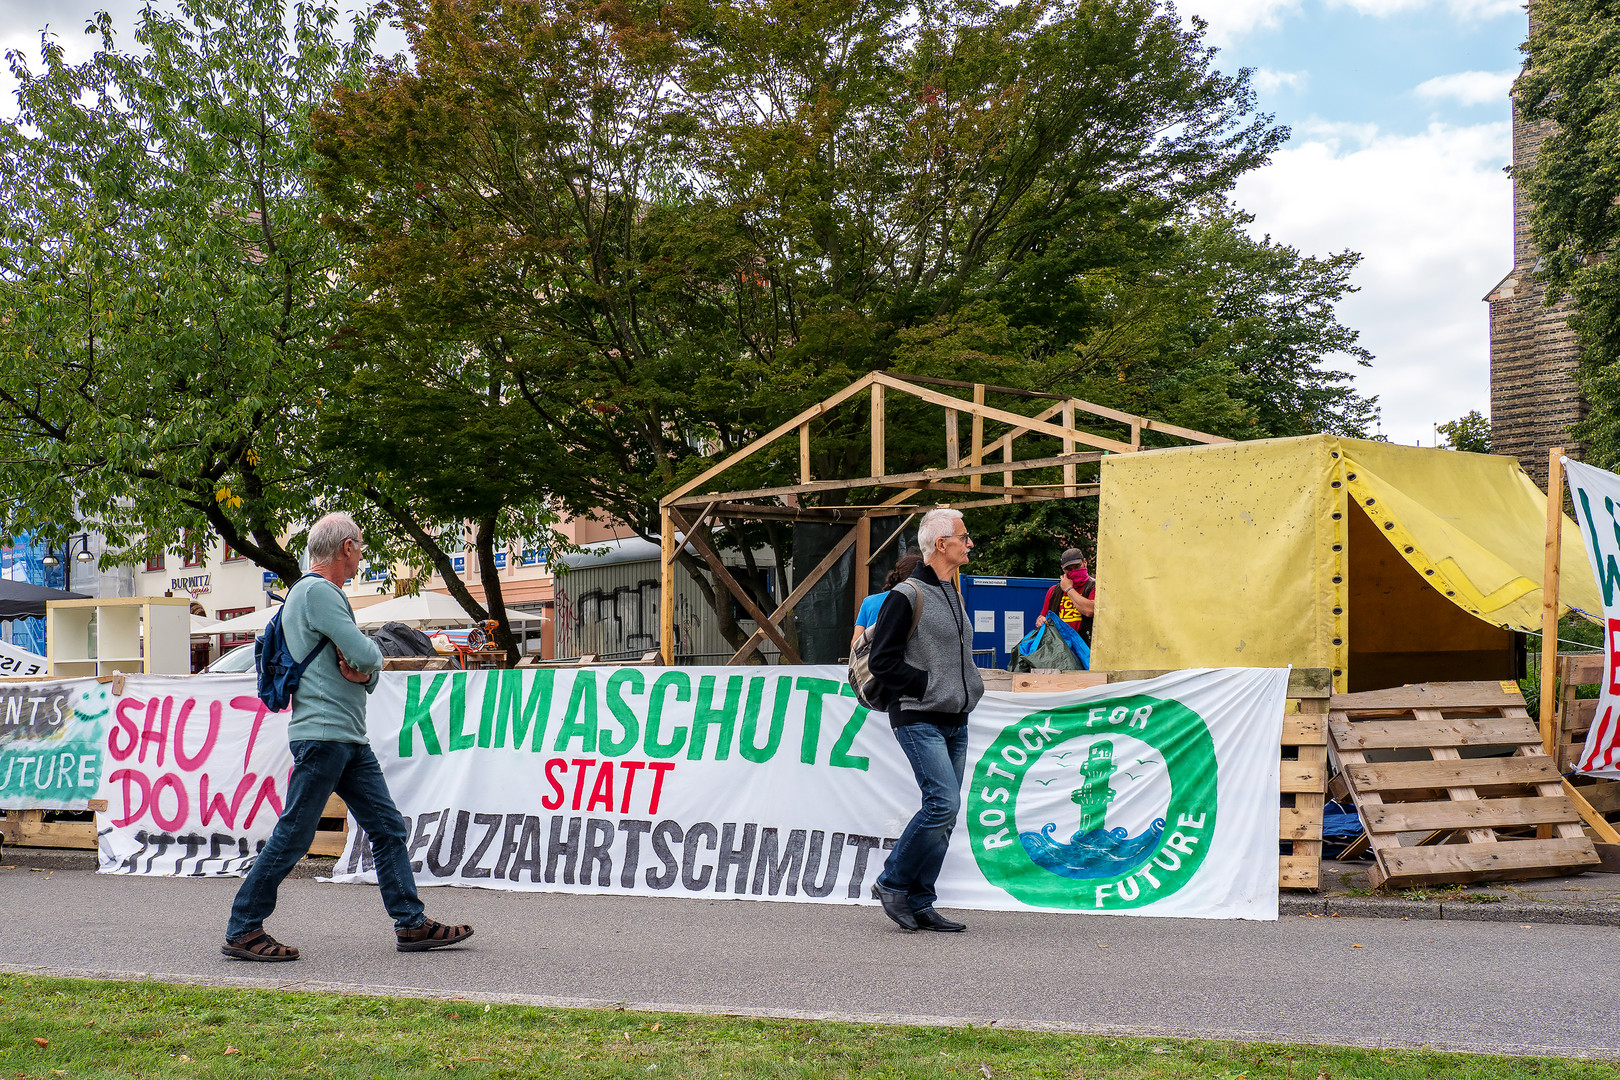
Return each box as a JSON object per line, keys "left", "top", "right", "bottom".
{"left": 866, "top": 506, "right": 984, "bottom": 932}
{"left": 223, "top": 513, "right": 472, "bottom": 961}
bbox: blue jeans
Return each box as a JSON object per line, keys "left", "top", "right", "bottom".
{"left": 877, "top": 721, "right": 969, "bottom": 913}
{"left": 227, "top": 739, "right": 424, "bottom": 940}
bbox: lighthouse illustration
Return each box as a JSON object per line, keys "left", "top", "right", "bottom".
{"left": 1070, "top": 740, "right": 1118, "bottom": 834}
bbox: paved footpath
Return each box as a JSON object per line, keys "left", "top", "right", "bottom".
{"left": 3, "top": 859, "right": 1618, "bottom": 1061}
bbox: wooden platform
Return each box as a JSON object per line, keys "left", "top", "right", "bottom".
{"left": 1328, "top": 681, "right": 1600, "bottom": 888}
{"left": 1, "top": 794, "right": 349, "bottom": 859}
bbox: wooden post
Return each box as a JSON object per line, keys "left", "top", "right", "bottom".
{"left": 854, "top": 516, "right": 872, "bottom": 614}
{"left": 1062, "top": 399, "right": 1076, "bottom": 497}
{"left": 660, "top": 507, "right": 677, "bottom": 664}
{"left": 1002, "top": 442, "right": 1013, "bottom": 504}
{"left": 945, "top": 409, "right": 960, "bottom": 470}
{"left": 970, "top": 383, "right": 985, "bottom": 491}
{"left": 799, "top": 422, "right": 811, "bottom": 485}
{"left": 1541, "top": 446, "right": 1565, "bottom": 757}
{"left": 871, "top": 383, "right": 885, "bottom": 479}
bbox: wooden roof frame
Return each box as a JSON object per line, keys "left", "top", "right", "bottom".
{"left": 657, "top": 371, "right": 1229, "bottom": 664}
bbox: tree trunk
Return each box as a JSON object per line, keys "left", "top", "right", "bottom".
{"left": 474, "top": 516, "right": 519, "bottom": 665}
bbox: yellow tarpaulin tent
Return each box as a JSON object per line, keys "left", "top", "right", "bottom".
{"left": 1092, "top": 435, "right": 1599, "bottom": 693}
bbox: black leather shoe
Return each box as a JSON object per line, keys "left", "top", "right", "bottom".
{"left": 914, "top": 908, "right": 966, "bottom": 932}
{"left": 873, "top": 884, "right": 919, "bottom": 930}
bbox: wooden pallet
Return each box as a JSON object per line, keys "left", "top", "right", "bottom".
{"left": 1, "top": 794, "right": 348, "bottom": 859}
{"left": 1554, "top": 654, "right": 1620, "bottom": 824}
{"left": 1329, "top": 681, "right": 1600, "bottom": 888}
{"left": 1101, "top": 667, "right": 1329, "bottom": 891}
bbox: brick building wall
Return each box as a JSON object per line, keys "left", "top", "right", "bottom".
{"left": 1487, "top": 38, "right": 1585, "bottom": 489}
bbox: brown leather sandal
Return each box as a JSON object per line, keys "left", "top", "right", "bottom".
{"left": 396, "top": 917, "right": 474, "bottom": 952}
{"left": 221, "top": 928, "right": 300, "bottom": 962}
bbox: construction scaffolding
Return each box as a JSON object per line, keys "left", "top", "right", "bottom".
{"left": 657, "top": 371, "right": 1227, "bottom": 665}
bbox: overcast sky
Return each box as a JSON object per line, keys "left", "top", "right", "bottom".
{"left": 1, "top": 0, "right": 1525, "bottom": 446}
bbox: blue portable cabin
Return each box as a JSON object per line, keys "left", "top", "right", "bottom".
{"left": 959, "top": 574, "right": 1060, "bottom": 670}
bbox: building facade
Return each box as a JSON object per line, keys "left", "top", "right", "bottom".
{"left": 1487, "top": 20, "right": 1586, "bottom": 487}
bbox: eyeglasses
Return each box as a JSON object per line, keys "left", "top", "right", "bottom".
{"left": 950, "top": 531, "right": 972, "bottom": 542}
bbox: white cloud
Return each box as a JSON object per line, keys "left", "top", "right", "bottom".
{"left": 1253, "top": 68, "right": 1308, "bottom": 93}
{"left": 1414, "top": 69, "right": 1518, "bottom": 107}
{"left": 1182, "top": 0, "right": 1519, "bottom": 46}
{"left": 1232, "top": 121, "right": 1511, "bottom": 444}
{"left": 1181, "top": 0, "right": 1307, "bottom": 46}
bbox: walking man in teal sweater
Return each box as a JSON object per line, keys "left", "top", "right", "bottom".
{"left": 223, "top": 513, "right": 472, "bottom": 961}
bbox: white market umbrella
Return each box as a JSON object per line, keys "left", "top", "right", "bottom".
{"left": 192, "top": 605, "right": 281, "bottom": 637}
{"left": 353, "top": 591, "right": 545, "bottom": 629}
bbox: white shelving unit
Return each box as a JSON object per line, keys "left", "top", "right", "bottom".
{"left": 45, "top": 596, "right": 192, "bottom": 676}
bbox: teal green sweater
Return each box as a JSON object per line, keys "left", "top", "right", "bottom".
{"left": 281, "top": 574, "right": 384, "bottom": 743}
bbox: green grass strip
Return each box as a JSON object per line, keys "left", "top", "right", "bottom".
{"left": 1, "top": 973, "right": 1615, "bottom": 1079}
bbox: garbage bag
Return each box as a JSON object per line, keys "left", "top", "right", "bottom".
{"left": 1008, "top": 620, "right": 1088, "bottom": 673}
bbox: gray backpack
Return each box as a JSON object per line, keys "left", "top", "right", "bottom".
{"left": 847, "top": 581, "right": 924, "bottom": 711}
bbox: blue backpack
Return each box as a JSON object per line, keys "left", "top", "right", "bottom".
{"left": 255, "top": 573, "right": 332, "bottom": 712}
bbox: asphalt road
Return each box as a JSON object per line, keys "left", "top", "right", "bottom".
{"left": 3, "top": 866, "right": 1617, "bottom": 1060}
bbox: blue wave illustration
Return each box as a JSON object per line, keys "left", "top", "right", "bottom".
{"left": 1019, "top": 818, "right": 1166, "bottom": 880}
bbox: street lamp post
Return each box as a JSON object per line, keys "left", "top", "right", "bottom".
{"left": 40, "top": 533, "right": 95, "bottom": 592}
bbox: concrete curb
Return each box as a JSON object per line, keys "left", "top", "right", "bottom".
{"left": 7, "top": 848, "right": 1620, "bottom": 927}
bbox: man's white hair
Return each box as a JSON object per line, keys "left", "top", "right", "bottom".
{"left": 917, "top": 507, "right": 964, "bottom": 554}
{"left": 307, "top": 512, "right": 362, "bottom": 565}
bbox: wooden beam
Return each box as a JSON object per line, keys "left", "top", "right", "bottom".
{"left": 1564, "top": 778, "right": 1620, "bottom": 844}
{"left": 799, "top": 423, "right": 811, "bottom": 485}
{"left": 659, "top": 507, "right": 676, "bottom": 664}
{"left": 871, "top": 372, "right": 1134, "bottom": 454}
{"left": 1542, "top": 446, "right": 1565, "bottom": 757}
{"left": 663, "top": 372, "right": 879, "bottom": 506}
{"left": 668, "top": 451, "right": 1105, "bottom": 506}
{"left": 886, "top": 372, "right": 1069, "bottom": 401}
{"left": 983, "top": 401, "right": 1066, "bottom": 460}
{"left": 866, "top": 512, "right": 918, "bottom": 564}
{"left": 1002, "top": 441, "right": 1012, "bottom": 504}
{"left": 854, "top": 517, "right": 872, "bottom": 614}
{"left": 970, "top": 383, "right": 985, "bottom": 492}
{"left": 945, "top": 409, "right": 960, "bottom": 470}
{"left": 1062, "top": 400, "right": 1076, "bottom": 497}
{"left": 871, "top": 382, "right": 885, "bottom": 479}
{"left": 671, "top": 508, "right": 803, "bottom": 665}
{"left": 664, "top": 501, "right": 716, "bottom": 566}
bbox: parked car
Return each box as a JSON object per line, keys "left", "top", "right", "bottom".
{"left": 203, "top": 643, "right": 258, "bottom": 674}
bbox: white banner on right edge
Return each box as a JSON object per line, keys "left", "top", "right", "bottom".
{"left": 1560, "top": 458, "right": 1620, "bottom": 778}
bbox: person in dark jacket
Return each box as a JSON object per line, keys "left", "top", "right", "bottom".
{"left": 865, "top": 507, "right": 985, "bottom": 932}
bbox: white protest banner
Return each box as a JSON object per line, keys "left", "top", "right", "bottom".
{"left": 93, "top": 674, "right": 294, "bottom": 876}
{"left": 0, "top": 638, "right": 47, "bottom": 678}
{"left": 331, "top": 665, "right": 1287, "bottom": 919}
{"left": 1564, "top": 458, "right": 1620, "bottom": 778}
{"left": 1, "top": 678, "right": 110, "bottom": 810}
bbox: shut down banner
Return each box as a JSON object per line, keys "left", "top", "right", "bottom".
{"left": 331, "top": 665, "right": 1287, "bottom": 920}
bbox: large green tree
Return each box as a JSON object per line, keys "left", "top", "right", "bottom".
{"left": 1516, "top": 0, "right": 1620, "bottom": 466}
{"left": 313, "top": 0, "right": 1371, "bottom": 634}
{"left": 0, "top": 0, "right": 379, "bottom": 580}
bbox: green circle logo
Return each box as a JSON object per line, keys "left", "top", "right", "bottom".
{"left": 968, "top": 694, "right": 1217, "bottom": 910}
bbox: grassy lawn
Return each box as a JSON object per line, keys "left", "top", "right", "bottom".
{"left": 1, "top": 974, "right": 1615, "bottom": 1079}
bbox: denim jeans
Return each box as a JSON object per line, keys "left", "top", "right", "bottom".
{"left": 227, "top": 739, "right": 424, "bottom": 940}
{"left": 877, "top": 721, "right": 969, "bottom": 913}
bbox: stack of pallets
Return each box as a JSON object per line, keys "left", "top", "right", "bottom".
{"left": 1328, "top": 681, "right": 1600, "bottom": 889}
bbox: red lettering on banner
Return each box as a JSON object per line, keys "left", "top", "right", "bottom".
{"left": 618, "top": 761, "right": 645, "bottom": 814}
{"left": 587, "top": 762, "right": 615, "bottom": 812}
{"left": 109, "top": 698, "right": 142, "bottom": 760}
{"left": 149, "top": 773, "right": 189, "bottom": 832}
{"left": 542, "top": 758, "right": 567, "bottom": 809}
{"left": 173, "top": 699, "right": 221, "bottom": 771}
{"left": 1609, "top": 621, "right": 1620, "bottom": 695}
{"left": 647, "top": 762, "right": 675, "bottom": 815}
{"left": 231, "top": 696, "right": 275, "bottom": 771}
{"left": 243, "top": 774, "right": 284, "bottom": 829}
{"left": 200, "top": 773, "right": 259, "bottom": 829}
{"left": 570, "top": 758, "right": 597, "bottom": 810}
{"left": 108, "top": 768, "right": 151, "bottom": 826}
{"left": 139, "top": 697, "right": 170, "bottom": 766}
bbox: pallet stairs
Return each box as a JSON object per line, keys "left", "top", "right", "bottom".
{"left": 1328, "top": 681, "right": 1600, "bottom": 888}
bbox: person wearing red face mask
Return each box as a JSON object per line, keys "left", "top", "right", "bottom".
{"left": 1036, "top": 548, "right": 1095, "bottom": 645}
